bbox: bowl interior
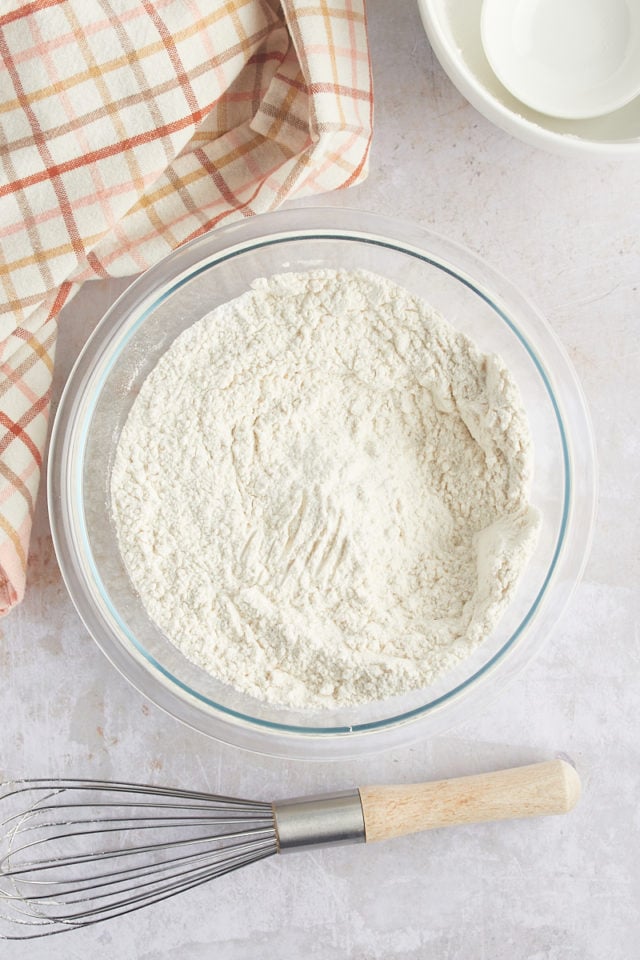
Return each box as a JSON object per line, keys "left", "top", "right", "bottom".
{"left": 76, "top": 229, "right": 569, "bottom": 739}
{"left": 420, "top": 0, "right": 640, "bottom": 150}
{"left": 480, "top": 0, "right": 640, "bottom": 120}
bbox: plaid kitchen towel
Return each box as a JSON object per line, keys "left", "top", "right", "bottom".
{"left": 0, "top": 0, "right": 373, "bottom": 615}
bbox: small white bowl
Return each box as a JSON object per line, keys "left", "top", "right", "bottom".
{"left": 481, "top": 0, "right": 640, "bottom": 120}
{"left": 417, "top": 0, "right": 640, "bottom": 157}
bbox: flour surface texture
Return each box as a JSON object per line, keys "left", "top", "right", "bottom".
{"left": 111, "top": 270, "right": 540, "bottom": 709}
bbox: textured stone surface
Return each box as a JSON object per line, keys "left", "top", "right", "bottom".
{"left": 2, "top": 1, "right": 639, "bottom": 956}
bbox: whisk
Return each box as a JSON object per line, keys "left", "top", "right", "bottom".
{"left": 0, "top": 759, "right": 579, "bottom": 939}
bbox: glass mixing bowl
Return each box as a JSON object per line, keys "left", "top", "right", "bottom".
{"left": 48, "top": 208, "right": 597, "bottom": 759}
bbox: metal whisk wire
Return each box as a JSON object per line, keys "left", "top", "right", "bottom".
{"left": 0, "top": 779, "right": 278, "bottom": 939}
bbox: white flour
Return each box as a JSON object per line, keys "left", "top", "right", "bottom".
{"left": 111, "top": 269, "right": 540, "bottom": 709}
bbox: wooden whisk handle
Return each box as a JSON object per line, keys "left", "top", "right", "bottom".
{"left": 358, "top": 759, "right": 580, "bottom": 843}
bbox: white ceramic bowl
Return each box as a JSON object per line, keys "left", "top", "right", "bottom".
{"left": 49, "top": 208, "right": 597, "bottom": 760}
{"left": 480, "top": 0, "right": 640, "bottom": 121}
{"left": 417, "top": 0, "right": 640, "bottom": 157}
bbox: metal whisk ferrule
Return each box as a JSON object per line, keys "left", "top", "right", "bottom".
{"left": 273, "top": 790, "right": 365, "bottom": 852}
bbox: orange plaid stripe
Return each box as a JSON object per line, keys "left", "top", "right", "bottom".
{"left": 0, "top": 0, "right": 372, "bottom": 615}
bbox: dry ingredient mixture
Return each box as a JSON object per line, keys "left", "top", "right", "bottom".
{"left": 111, "top": 269, "right": 540, "bottom": 709}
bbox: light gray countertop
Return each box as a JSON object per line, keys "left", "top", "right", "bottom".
{"left": 3, "top": 2, "right": 639, "bottom": 957}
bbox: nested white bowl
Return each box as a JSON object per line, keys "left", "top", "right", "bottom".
{"left": 48, "top": 208, "right": 597, "bottom": 759}
{"left": 417, "top": 0, "right": 640, "bottom": 157}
